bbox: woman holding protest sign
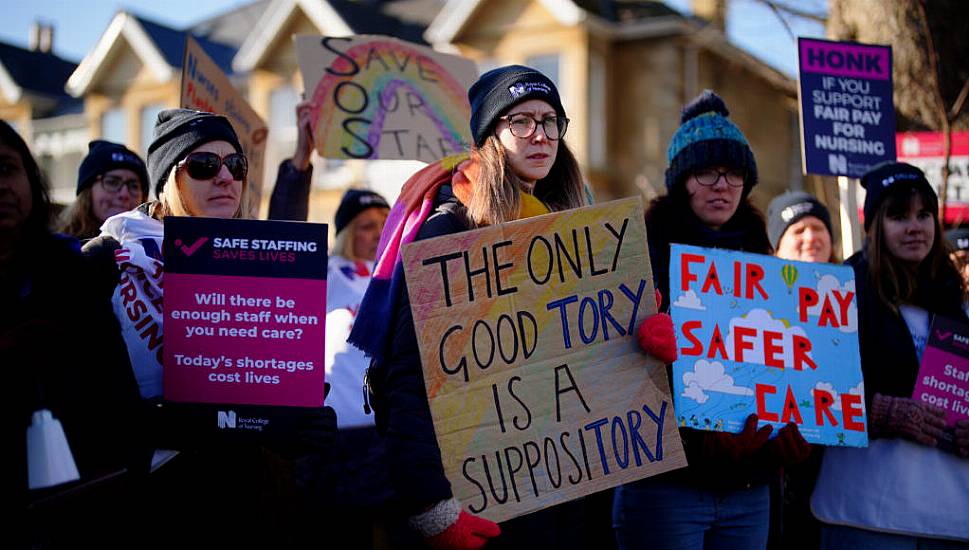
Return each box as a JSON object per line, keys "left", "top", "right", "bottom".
{"left": 348, "top": 65, "right": 589, "bottom": 549}
{"left": 83, "top": 109, "right": 336, "bottom": 547}
{"left": 59, "top": 140, "right": 148, "bottom": 240}
{"left": 616, "top": 90, "right": 811, "bottom": 550}
{"left": 811, "top": 161, "right": 969, "bottom": 548}
{"left": 1, "top": 120, "right": 144, "bottom": 547}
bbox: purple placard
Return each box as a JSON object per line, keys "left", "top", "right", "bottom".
{"left": 799, "top": 39, "right": 891, "bottom": 81}
{"left": 913, "top": 316, "right": 969, "bottom": 426}
{"left": 797, "top": 37, "right": 897, "bottom": 178}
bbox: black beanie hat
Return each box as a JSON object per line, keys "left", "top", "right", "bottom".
{"left": 946, "top": 228, "right": 969, "bottom": 251}
{"left": 860, "top": 161, "right": 936, "bottom": 231}
{"left": 767, "top": 191, "right": 832, "bottom": 248}
{"left": 76, "top": 140, "right": 149, "bottom": 197}
{"left": 147, "top": 109, "right": 243, "bottom": 196}
{"left": 335, "top": 189, "right": 390, "bottom": 234}
{"left": 468, "top": 65, "right": 566, "bottom": 147}
{"left": 665, "top": 90, "right": 758, "bottom": 194}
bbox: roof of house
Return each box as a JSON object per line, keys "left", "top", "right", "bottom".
{"left": 0, "top": 40, "right": 77, "bottom": 100}
{"left": 136, "top": 15, "right": 237, "bottom": 73}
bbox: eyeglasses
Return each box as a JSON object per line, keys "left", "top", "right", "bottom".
{"left": 177, "top": 152, "right": 248, "bottom": 181}
{"left": 98, "top": 175, "right": 143, "bottom": 195}
{"left": 499, "top": 113, "right": 569, "bottom": 140}
{"left": 693, "top": 168, "right": 745, "bottom": 188}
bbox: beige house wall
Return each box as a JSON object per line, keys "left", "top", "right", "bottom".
{"left": 0, "top": 100, "right": 33, "bottom": 140}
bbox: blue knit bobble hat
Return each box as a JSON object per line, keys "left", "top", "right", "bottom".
{"left": 665, "top": 90, "right": 758, "bottom": 193}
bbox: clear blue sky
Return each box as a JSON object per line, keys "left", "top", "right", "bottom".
{"left": 1, "top": 0, "right": 825, "bottom": 76}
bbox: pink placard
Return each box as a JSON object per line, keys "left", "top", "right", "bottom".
{"left": 164, "top": 273, "right": 326, "bottom": 407}
{"left": 912, "top": 316, "right": 969, "bottom": 425}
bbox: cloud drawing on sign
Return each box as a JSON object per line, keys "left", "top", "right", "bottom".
{"left": 812, "top": 381, "right": 864, "bottom": 411}
{"left": 725, "top": 309, "right": 812, "bottom": 367}
{"left": 806, "top": 275, "right": 858, "bottom": 333}
{"left": 673, "top": 290, "right": 706, "bottom": 310}
{"left": 681, "top": 359, "right": 754, "bottom": 404}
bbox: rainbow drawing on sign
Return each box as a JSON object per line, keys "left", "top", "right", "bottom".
{"left": 309, "top": 38, "right": 472, "bottom": 160}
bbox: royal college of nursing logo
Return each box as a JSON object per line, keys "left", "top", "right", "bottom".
{"left": 217, "top": 410, "right": 237, "bottom": 429}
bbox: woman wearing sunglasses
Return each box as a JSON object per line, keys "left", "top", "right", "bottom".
{"left": 59, "top": 140, "right": 148, "bottom": 239}
{"left": 616, "top": 91, "right": 811, "bottom": 550}
{"left": 83, "top": 109, "right": 335, "bottom": 546}
{"left": 347, "top": 66, "right": 588, "bottom": 549}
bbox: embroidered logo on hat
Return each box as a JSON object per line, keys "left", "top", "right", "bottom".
{"left": 358, "top": 195, "right": 385, "bottom": 206}
{"left": 781, "top": 202, "right": 814, "bottom": 222}
{"left": 881, "top": 172, "right": 921, "bottom": 187}
{"left": 960, "top": 238, "right": 969, "bottom": 249}
{"left": 509, "top": 81, "right": 552, "bottom": 98}
{"left": 111, "top": 151, "right": 138, "bottom": 163}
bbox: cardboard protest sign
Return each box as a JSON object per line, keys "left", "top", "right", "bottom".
{"left": 798, "top": 37, "right": 896, "bottom": 178}
{"left": 163, "top": 217, "right": 327, "bottom": 408}
{"left": 898, "top": 131, "right": 969, "bottom": 224}
{"left": 294, "top": 34, "right": 477, "bottom": 162}
{"left": 181, "top": 37, "right": 269, "bottom": 205}
{"left": 669, "top": 245, "right": 867, "bottom": 447}
{"left": 402, "top": 197, "right": 686, "bottom": 523}
{"left": 913, "top": 315, "right": 969, "bottom": 426}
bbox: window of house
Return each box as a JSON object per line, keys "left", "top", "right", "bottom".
{"left": 139, "top": 103, "right": 165, "bottom": 155}
{"left": 101, "top": 108, "right": 126, "bottom": 145}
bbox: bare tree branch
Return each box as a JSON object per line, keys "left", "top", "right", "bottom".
{"left": 758, "top": 0, "right": 828, "bottom": 24}
{"left": 917, "top": 0, "right": 952, "bottom": 220}
{"left": 950, "top": 77, "right": 969, "bottom": 120}
{"left": 764, "top": 1, "right": 797, "bottom": 43}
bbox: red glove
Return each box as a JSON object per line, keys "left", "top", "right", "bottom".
{"left": 702, "top": 414, "right": 773, "bottom": 462}
{"left": 411, "top": 499, "right": 500, "bottom": 550}
{"left": 766, "top": 422, "right": 812, "bottom": 466}
{"left": 637, "top": 289, "right": 678, "bottom": 364}
{"left": 955, "top": 419, "right": 969, "bottom": 459}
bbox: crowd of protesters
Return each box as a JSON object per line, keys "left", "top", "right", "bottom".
{"left": 4, "top": 64, "right": 969, "bottom": 550}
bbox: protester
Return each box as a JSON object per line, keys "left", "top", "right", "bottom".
{"left": 83, "top": 109, "right": 336, "bottom": 547}
{"left": 1, "top": 120, "right": 143, "bottom": 547}
{"left": 946, "top": 227, "right": 969, "bottom": 287}
{"left": 268, "top": 100, "right": 316, "bottom": 221}
{"left": 348, "top": 65, "right": 589, "bottom": 549}
{"left": 59, "top": 140, "right": 148, "bottom": 239}
{"left": 617, "top": 90, "right": 811, "bottom": 550}
{"left": 811, "top": 162, "right": 969, "bottom": 547}
{"left": 766, "top": 190, "right": 836, "bottom": 549}
{"left": 768, "top": 190, "right": 836, "bottom": 263}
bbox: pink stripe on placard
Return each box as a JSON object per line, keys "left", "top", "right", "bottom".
{"left": 799, "top": 38, "right": 891, "bottom": 80}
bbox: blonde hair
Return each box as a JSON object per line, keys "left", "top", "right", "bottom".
{"left": 58, "top": 188, "right": 101, "bottom": 239}
{"left": 153, "top": 162, "right": 252, "bottom": 220}
{"left": 466, "top": 136, "right": 587, "bottom": 227}
{"left": 331, "top": 223, "right": 354, "bottom": 260}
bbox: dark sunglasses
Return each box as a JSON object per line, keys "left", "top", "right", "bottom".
{"left": 177, "top": 152, "right": 248, "bottom": 181}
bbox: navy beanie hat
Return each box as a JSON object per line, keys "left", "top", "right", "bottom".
{"left": 860, "top": 161, "right": 936, "bottom": 231}
{"left": 665, "top": 90, "right": 758, "bottom": 194}
{"left": 147, "top": 109, "right": 242, "bottom": 196}
{"left": 76, "top": 140, "right": 149, "bottom": 197}
{"left": 767, "top": 191, "right": 832, "bottom": 248}
{"left": 335, "top": 189, "right": 390, "bottom": 234}
{"left": 468, "top": 65, "right": 566, "bottom": 147}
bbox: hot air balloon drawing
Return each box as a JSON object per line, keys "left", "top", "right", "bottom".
{"left": 781, "top": 264, "right": 798, "bottom": 294}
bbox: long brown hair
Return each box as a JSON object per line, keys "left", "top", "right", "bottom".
{"left": 465, "top": 135, "right": 586, "bottom": 227}
{"left": 867, "top": 184, "right": 967, "bottom": 311}
{"left": 58, "top": 188, "right": 101, "bottom": 239}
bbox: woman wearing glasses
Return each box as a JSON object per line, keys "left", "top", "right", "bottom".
{"left": 59, "top": 140, "right": 148, "bottom": 239}
{"left": 348, "top": 66, "right": 587, "bottom": 549}
{"left": 83, "top": 109, "right": 335, "bottom": 547}
{"left": 616, "top": 91, "right": 810, "bottom": 550}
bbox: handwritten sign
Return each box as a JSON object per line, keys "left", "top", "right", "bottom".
{"left": 402, "top": 198, "right": 686, "bottom": 523}
{"left": 181, "top": 37, "right": 269, "bottom": 206}
{"left": 798, "top": 37, "right": 896, "bottom": 178}
{"left": 163, "top": 217, "right": 327, "bottom": 408}
{"left": 669, "top": 245, "right": 867, "bottom": 447}
{"left": 294, "top": 34, "right": 477, "bottom": 162}
{"left": 913, "top": 315, "right": 969, "bottom": 425}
